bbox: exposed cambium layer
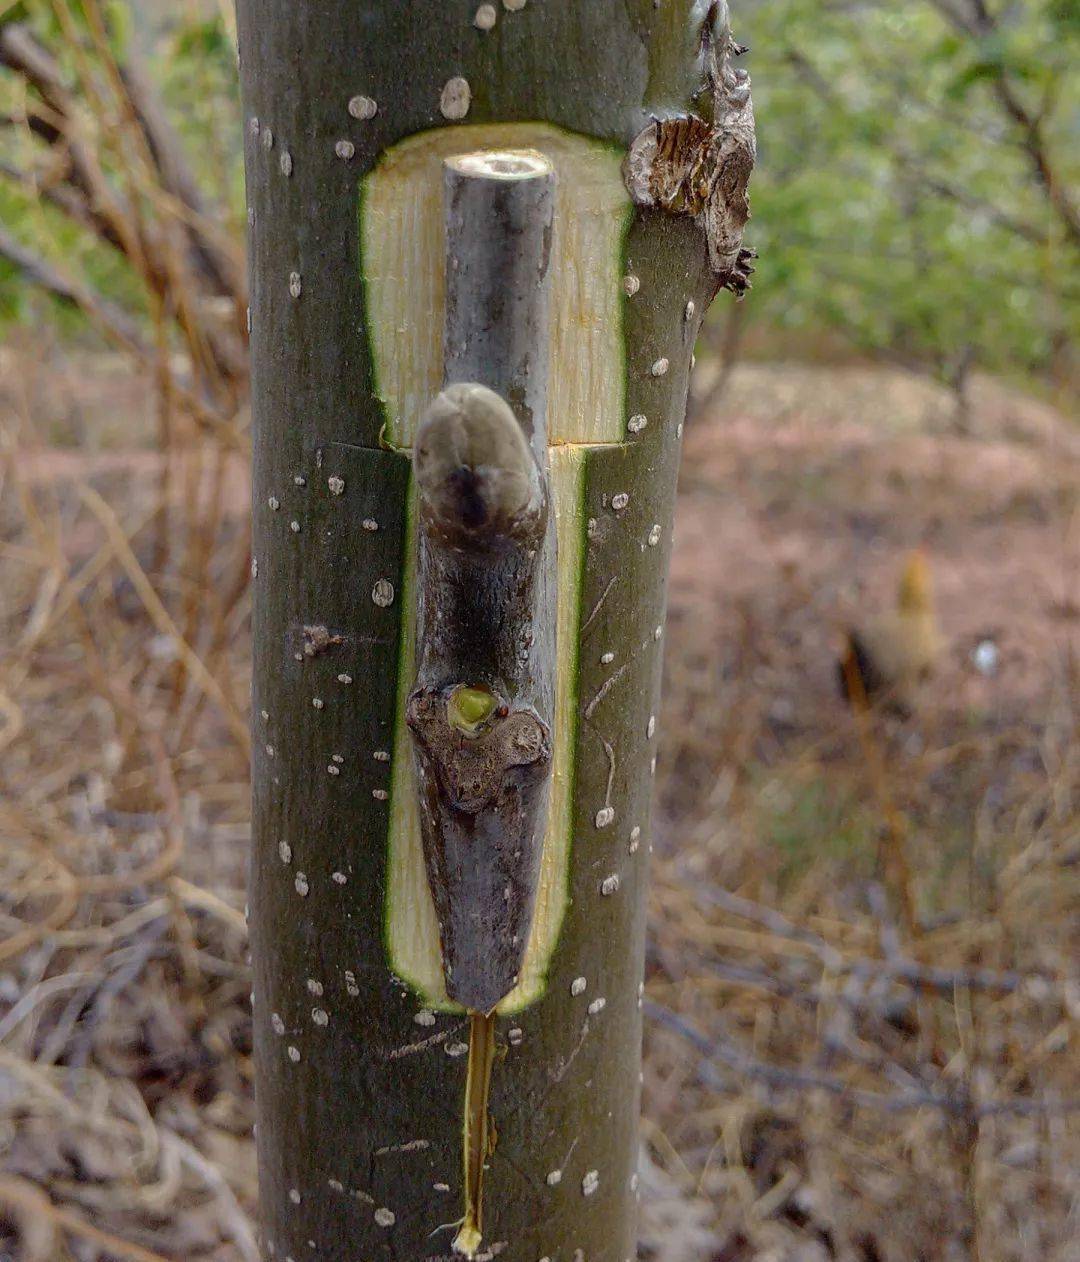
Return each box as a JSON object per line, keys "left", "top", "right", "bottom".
{"left": 361, "top": 123, "right": 630, "bottom": 448}
{"left": 385, "top": 447, "right": 584, "bottom": 1013}
{"left": 367, "top": 125, "right": 627, "bottom": 1014}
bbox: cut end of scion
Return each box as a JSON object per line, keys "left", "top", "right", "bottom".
{"left": 445, "top": 147, "right": 553, "bottom": 183}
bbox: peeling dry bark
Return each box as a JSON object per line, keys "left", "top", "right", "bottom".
{"left": 625, "top": 0, "right": 757, "bottom": 294}
{"left": 238, "top": 1, "right": 755, "bottom": 1258}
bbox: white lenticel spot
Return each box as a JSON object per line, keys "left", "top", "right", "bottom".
{"left": 347, "top": 94, "right": 378, "bottom": 120}
{"left": 595, "top": 806, "right": 615, "bottom": 828}
{"left": 439, "top": 77, "right": 472, "bottom": 120}
{"left": 571, "top": 976, "right": 587, "bottom": 996}
{"left": 335, "top": 139, "right": 355, "bottom": 160}
{"left": 582, "top": 1170, "right": 600, "bottom": 1196}
{"left": 650, "top": 358, "right": 670, "bottom": 376}
{"left": 327, "top": 476, "right": 345, "bottom": 495}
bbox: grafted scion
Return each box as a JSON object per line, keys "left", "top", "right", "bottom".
{"left": 405, "top": 152, "right": 557, "bottom": 1258}
{"left": 407, "top": 382, "right": 553, "bottom": 1014}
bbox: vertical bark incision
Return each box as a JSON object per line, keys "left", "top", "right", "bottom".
{"left": 405, "top": 152, "right": 556, "bottom": 1256}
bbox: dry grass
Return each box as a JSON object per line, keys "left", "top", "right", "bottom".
{"left": 642, "top": 364, "right": 1079, "bottom": 1262}
{"left": 1, "top": 340, "right": 1077, "bottom": 1261}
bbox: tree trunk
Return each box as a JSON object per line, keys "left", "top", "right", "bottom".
{"left": 237, "top": 3, "right": 754, "bottom": 1259}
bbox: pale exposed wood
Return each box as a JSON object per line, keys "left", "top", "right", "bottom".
{"left": 361, "top": 125, "right": 630, "bottom": 447}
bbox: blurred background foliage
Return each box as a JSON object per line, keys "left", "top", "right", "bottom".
{"left": 745, "top": 0, "right": 1078, "bottom": 395}
{"left": 1, "top": 0, "right": 1076, "bottom": 400}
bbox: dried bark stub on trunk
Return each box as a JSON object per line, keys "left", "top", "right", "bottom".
{"left": 625, "top": 0, "right": 757, "bottom": 294}
{"left": 239, "top": 0, "right": 755, "bottom": 1258}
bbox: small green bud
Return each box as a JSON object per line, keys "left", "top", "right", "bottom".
{"left": 447, "top": 685, "right": 497, "bottom": 736}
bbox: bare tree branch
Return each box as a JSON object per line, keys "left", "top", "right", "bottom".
{"left": 0, "top": 223, "right": 147, "bottom": 353}
{"left": 646, "top": 1001, "right": 1080, "bottom": 1119}
{"left": 117, "top": 52, "right": 245, "bottom": 301}
{"left": 924, "top": 0, "right": 1080, "bottom": 246}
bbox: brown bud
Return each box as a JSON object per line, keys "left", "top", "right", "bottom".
{"left": 414, "top": 383, "right": 542, "bottom": 540}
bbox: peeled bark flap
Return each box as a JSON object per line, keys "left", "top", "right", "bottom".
{"left": 624, "top": 0, "right": 757, "bottom": 290}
